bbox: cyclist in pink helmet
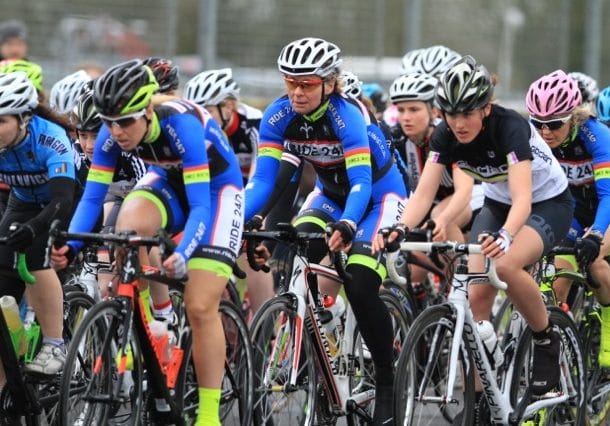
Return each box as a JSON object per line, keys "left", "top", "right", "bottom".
{"left": 527, "top": 70, "right": 610, "bottom": 371}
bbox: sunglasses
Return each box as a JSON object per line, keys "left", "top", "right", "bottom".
{"left": 529, "top": 115, "right": 571, "bottom": 131}
{"left": 99, "top": 109, "right": 146, "bottom": 128}
{"left": 283, "top": 76, "right": 325, "bottom": 92}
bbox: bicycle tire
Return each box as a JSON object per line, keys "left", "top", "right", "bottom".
{"left": 510, "top": 307, "right": 586, "bottom": 425}
{"left": 580, "top": 309, "right": 610, "bottom": 425}
{"left": 59, "top": 299, "right": 144, "bottom": 426}
{"left": 344, "top": 290, "right": 412, "bottom": 425}
{"left": 251, "top": 294, "right": 317, "bottom": 425}
{"left": 393, "top": 304, "right": 476, "bottom": 425}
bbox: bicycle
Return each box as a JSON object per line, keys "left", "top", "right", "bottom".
{"left": 388, "top": 240, "right": 586, "bottom": 425}
{"left": 0, "top": 242, "right": 94, "bottom": 425}
{"left": 47, "top": 222, "right": 253, "bottom": 426}
{"left": 526, "top": 246, "right": 610, "bottom": 426}
{"left": 244, "top": 223, "right": 410, "bottom": 425}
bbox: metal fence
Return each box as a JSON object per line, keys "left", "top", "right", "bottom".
{"left": 3, "top": 0, "right": 610, "bottom": 110}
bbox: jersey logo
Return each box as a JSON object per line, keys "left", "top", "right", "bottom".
{"left": 300, "top": 122, "right": 313, "bottom": 138}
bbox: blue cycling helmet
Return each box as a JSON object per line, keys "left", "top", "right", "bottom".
{"left": 362, "top": 83, "right": 388, "bottom": 113}
{"left": 597, "top": 85, "right": 610, "bottom": 122}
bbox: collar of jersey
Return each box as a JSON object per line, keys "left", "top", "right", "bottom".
{"left": 143, "top": 112, "right": 161, "bottom": 143}
{"left": 559, "top": 125, "right": 578, "bottom": 147}
{"left": 303, "top": 99, "right": 330, "bottom": 122}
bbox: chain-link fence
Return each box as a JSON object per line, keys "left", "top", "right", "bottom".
{"left": 3, "top": 0, "right": 610, "bottom": 110}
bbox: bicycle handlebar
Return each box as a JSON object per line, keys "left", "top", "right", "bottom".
{"left": 0, "top": 232, "right": 35, "bottom": 284}
{"left": 386, "top": 241, "right": 507, "bottom": 291}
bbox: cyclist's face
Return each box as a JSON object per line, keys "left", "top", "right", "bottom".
{"left": 77, "top": 130, "right": 98, "bottom": 160}
{"left": 395, "top": 101, "right": 433, "bottom": 141}
{"left": 444, "top": 104, "right": 490, "bottom": 144}
{"left": 284, "top": 75, "right": 334, "bottom": 114}
{"left": 0, "top": 114, "right": 21, "bottom": 149}
{"left": 531, "top": 115, "right": 571, "bottom": 149}
{"left": 105, "top": 107, "right": 150, "bottom": 151}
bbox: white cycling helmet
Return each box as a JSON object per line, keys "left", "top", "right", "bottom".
{"left": 340, "top": 71, "right": 362, "bottom": 98}
{"left": 277, "top": 37, "right": 342, "bottom": 78}
{"left": 399, "top": 45, "right": 460, "bottom": 79}
{"left": 399, "top": 48, "right": 425, "bottom": 75}
{"left": 49, "top": 69, "right": 91, "bottom": 114}
{"left": 184, "top": 68, "right": 240, "bottom": 107}
{"left": 419, "top": 45, "right": 461, "bottom": 78}
{"left": 568, "top": 71, "right": 599, "bottom": 103}
{"left": 0, "top": 71, "right": 38, "bottom": 116}
{"left": 389, "top": 73, "right": 438, "bottom": 103}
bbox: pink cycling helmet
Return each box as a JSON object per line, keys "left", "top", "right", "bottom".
{"left": 526, "top": 70, "right": 582, "bottom": 117}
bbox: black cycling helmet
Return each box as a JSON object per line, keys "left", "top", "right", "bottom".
{"left": 75, "top": 88, "right": 102, "bottom": 132}
{"left": 435, "top": 55, "right": 493, "bottom": 114}
{"left": 143, "top": 57, "right": 179, "bottom": 93}
{"left": 93, "top": 59, "right": 159, "bottom": 116}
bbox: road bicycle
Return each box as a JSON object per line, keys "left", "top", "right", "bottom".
{"left": 244, "top": 223, "right": 410, "bottom": 425}
{"left": 388, "top": 240, "right": 586, "bottom": 425}
{"left": 47, "top": 222, "right": 253, "bottom": 426}
{"left": 0, "top": 244, "right": 94, "bottom": 425}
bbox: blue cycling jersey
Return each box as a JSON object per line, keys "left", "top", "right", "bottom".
{"left": 552, "top": 117, "right": 610, "bottom": 234}
{"left": 69, "top": 99, "right": 243, "bottom": 259}
{"left": 245, "top": 94, "right": 396, "bottom": 224}
{"left": 0, "top": 115, "right": 76, "bottom": 203}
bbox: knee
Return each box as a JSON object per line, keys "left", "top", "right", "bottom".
{"left": 185, "top": 296, "right": 220, "bottom": 326}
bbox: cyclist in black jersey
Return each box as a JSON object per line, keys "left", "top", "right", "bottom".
{"left": 374, "top": 55, "right": 573, "bottom": 398}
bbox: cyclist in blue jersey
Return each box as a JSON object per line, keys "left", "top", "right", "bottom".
{"left": 50, "top": 59, "right": 244, "bottom": 426}
{"left": 245, "top": 37, "right": 407, "bottom": 425}
{"left": 374, "top": 56, "right": 573, "bottom": 403}
{"left": 527, "top": 70, "right": 610, "bottom": 367}
{"left": 0, "top": 71, "right": 76, "bottom": 380}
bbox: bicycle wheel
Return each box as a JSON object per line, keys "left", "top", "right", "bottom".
{"left": 580, "top": 310, "right": 610, "bottom": 425}
{"left": 394, "top": 304, "right": 476, "bottom": 426}
{"left": 59, "top": 299, "right": 144, "bottom": 426}
{"left": 510, "top": 307, "right": 586, "bottom": 425}
{"left": 251, "top": 294, "right": 317, "bottom": 425}
{"left": 382, "top": 280, "right": 416, "bottom": 324}
{"left": 345, "top": 290, "right": 412, "bottom": 425}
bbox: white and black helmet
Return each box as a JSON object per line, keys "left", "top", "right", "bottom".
{"left": 399, "top": 48, "right": 425, "bottom": 75}
{"left": 435, "top": 55, "right": 493, "bottom": 113}
{"left": 0, "top": 71, "right": 38, "bottom": 116}
{"left": 419, "top": 45, "right": 461, "bottom": 78}
{"left": 389, "top": 72, "right": 438, "bottom": 103}
{"left": 568, "top": 71, "right": 599, "bottom": 103}
{"left": 277, "top": 37, "right": 342, "bottom": 78}
{"left": 400, "top": 45, "right": 460, "bottom": 79}
{"left": 49, "top": 69, "right": 91, "bottom": 114}
{"left": 340, "top": 71, "right": 362, "bottom": 98}
{"left": 184, "top": 68, "right": 240, "bottom": 107}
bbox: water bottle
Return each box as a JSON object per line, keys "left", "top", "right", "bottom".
{"left": 22, "top": 302, "right": 41, "bottom": 362}
{"left": 476, "top": 320, "right": 504, "bottom": 370}
{"left": 322, "top": 294, "right": 346, "bottom": 356}
{"left": 1, "top": 295, "right": 26, "bottom": 357}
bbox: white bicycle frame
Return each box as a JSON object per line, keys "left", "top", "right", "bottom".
{"left": 266, "top": 251, "right": 375, "bottom": 416}
{"left": 387, "top": 241, "right": 578, "bottom": 424}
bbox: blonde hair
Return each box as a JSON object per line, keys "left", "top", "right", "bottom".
{"left": 571, "top": 103, "right": 593, "bottom": 127}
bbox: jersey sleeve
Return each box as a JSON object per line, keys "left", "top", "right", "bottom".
{"left": 244, "top": 100, "right": 287, "bottom": 221}
{"left": 68, "top": 127, "right": 120, "bottom": 252}
{"left": 581, "top": 118, "right": 610, "bottom": 233}
{"left": 332, "top": 99, "right": 372, "bottom": 224}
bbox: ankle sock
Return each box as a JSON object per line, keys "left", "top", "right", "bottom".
{"left": 195, "top": 387, "right": 220, "bottom": 426}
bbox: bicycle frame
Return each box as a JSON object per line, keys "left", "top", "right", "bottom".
{"left": 388, "top": 241, "right": 578, "bottom": 424}
{"left": 271, "top": 251, "right": 376, "bottom": 413}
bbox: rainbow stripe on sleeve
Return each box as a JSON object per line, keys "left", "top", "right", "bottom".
{"left": 183, "top": 165, "right": 210, "bottom": 185}
{"left": 345, "top": 147, "right": 371, "bottom": 169}
{"left": 87, "top": 165, "right": 114, "bottom": 185}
